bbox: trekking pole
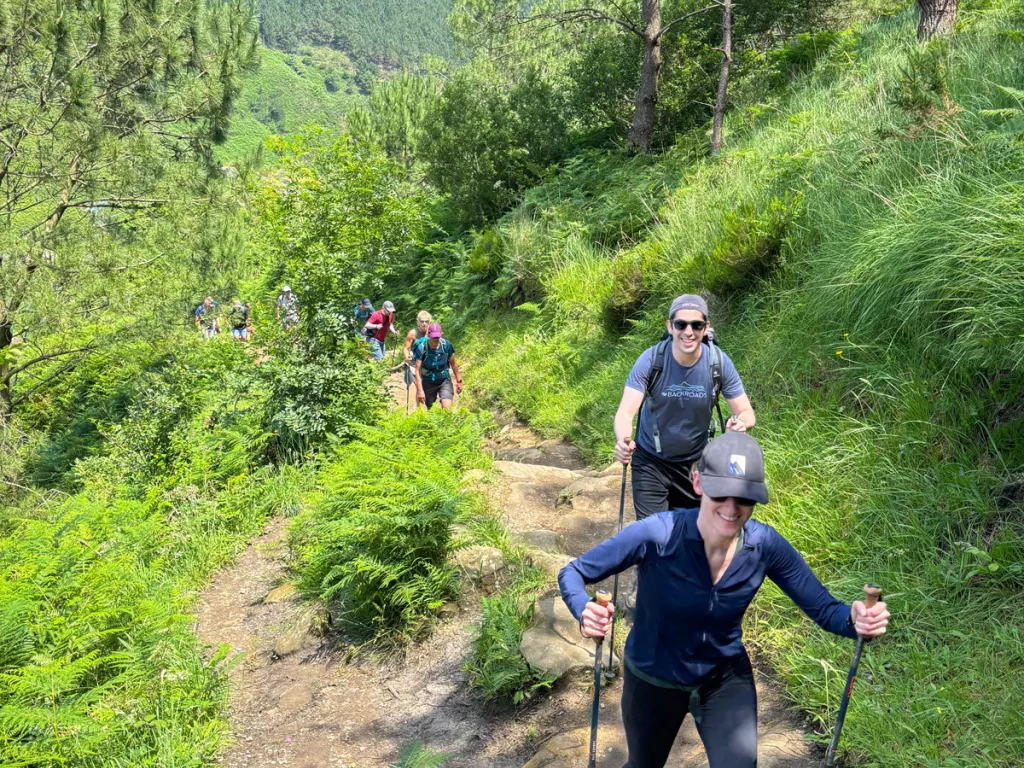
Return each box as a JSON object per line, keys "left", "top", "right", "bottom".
{"left": 605, "top": 463, "right": 628, "bottom": 679}
{"left": 825, "top": 584, "right": 882, "bottom": 767}
{"left": 588, "top": 589, "right": 612, "bottom": 768}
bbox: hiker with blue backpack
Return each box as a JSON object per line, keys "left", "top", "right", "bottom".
{"left": 413, "top": 322, "right": 462, "bottom": 410}
{"left": 613, "top": 294, "right": 755, "bottom": 520}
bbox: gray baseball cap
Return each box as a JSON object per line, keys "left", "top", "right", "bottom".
{"left": 669, "top": 294, "right": 708, "bottom": 319}
{"left": 697, "top": 431, "right": 769, "bottom": 504}
{"left": 382, "top": 300, "right": 395, "bottom": 312}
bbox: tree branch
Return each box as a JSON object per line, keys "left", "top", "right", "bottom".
{"left": 520, "top": 8, "right": 642, "bottom": 37}
{"left": 3, "top": 344, "right": 97, "bottom": 383}
{"left": 10, "top": 355, "right": 89, "bottom": 407}
{"left": 656, "top": 3, "right": 718, "bottom": 41}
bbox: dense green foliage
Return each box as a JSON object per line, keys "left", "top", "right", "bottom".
{"left": 390, "top": 741, "right": 453, "bottom": 767}
{"left": 256, "top": 0, "right": 454, "bottom": 63}
{"left": 257, "top": 128, "right": 434, "bottom": 317}
{"left": 290, "top": 410, "right": 492, "bottom": 643}
{"left": 0, "top": 337, "right": 314, "bottom": 766}
{"left": 0, "top": 0, "right": 260, "bottom": 419}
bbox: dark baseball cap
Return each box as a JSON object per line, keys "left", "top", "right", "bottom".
{"left": 697, "top": 432, "right": 769, "bottom": 504}
{"left": 669, "top": 294, "right": 709, "bottom": 319}
{"left": 361, "top": 298, "right": 372, "bottom": 306}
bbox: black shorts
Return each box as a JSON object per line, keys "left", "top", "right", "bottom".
{"left": 631, "top": 445, "right": 699, "bottom": 520}
{"left": 423, "top": 377, "right": 454, "bottom": 409}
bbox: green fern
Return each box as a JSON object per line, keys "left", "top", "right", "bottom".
{"left": 390, "top": 740, "right": 452, "bottom": 768}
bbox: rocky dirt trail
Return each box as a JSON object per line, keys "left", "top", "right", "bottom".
{"left": 194, "top": 371, "right": 817, "bottom": 767}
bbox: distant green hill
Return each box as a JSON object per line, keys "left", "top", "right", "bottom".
{"left": 256, "top": 0, "right": 454, "bottom": 64}
{"left": 218, "top": 46, "right": 363, "bottom": 163}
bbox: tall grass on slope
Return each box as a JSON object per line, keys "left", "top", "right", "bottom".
{"left": 291, "top": 409, "right": 492, "bottom": 644}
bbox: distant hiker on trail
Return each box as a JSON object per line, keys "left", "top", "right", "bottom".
{"left": 351, "top": 298, "right": 374, "bottom": 338}
{"left": 614, "top": 294, "right": 755, "bottom": 520}
{"left": 403, "top": 311, "right": 432, "bottom": 388}
{"left": 194, "top": 296, "right": 219, "bottom": 339}
{"left": 413, "top": 322, "right": 461, "bottom": 410}
{"left": 364, "top": 300, "right": 399, "bottom": 361}
{"left": 228, "top": 299, "right": 250, "bottom": 341}
{"left": 559, "top": 431, "right": 890, "bottom": 768}
{"left": 276, "top": 286, "right": 299, "bottom": 331}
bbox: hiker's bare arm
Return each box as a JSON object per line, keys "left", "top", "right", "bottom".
{"left": 450, "top": 356, "right": 462, "bottom": 394}
{"left": 404, "top": 330, "right": 416, "bottom": 361}
{"left": 613, "top": 387, "right": 644, "bottom": 464}
{"left": 415, "top": 360, "right": 426, "bottom": 404}
{"left": 725, "top": 394, "right": 755, "bottom": 431}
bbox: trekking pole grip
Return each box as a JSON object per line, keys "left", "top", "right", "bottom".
{"left": 862, "top": 584, "right": 881, "bottom": 610}
{"left": 594, "top": 590, "right": 611, "bottom": 647}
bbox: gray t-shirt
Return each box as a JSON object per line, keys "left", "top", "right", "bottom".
{"left": 625, "top": 343, "right": 744, "bottom": 463}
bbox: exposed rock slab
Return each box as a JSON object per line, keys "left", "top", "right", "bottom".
{"left": 272, "top": 605, "right": 323, "bottom": 659}
{"left": 263, "top": 582, "right": 299, "bottom": 604}
{"left": 519, "top": 595, "right": 606, "bottom": 679}
{"left": 495, "top": 460, "right": 580, "bottom": 485}
{"left": 523, "top": 725, "right": 625, "bottom": 768}
{"left": 515, "top": 529, "right": 565, "bottom": 553}
{"left": 453, "top": 545, "right": 508, "bottom": 587}
{"left": 525, "top": 549, "right": 572, "bottom": 579}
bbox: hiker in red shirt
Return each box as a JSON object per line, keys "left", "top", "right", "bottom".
{"left": 364, "top": 300, "right": 400, "bottom": 360}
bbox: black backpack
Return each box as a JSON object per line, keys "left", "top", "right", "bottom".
{"left": 641, "top": 328, "right": 726, "bottom": 454}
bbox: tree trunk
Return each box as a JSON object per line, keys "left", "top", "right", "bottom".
{"left": 628, "top": 0, "right": 662, "bottom": 152}
{"left": 0, "top": 314, "right": 12, "bottom": 424}
{"left": 917, "top": 0, "right": 958, "bottom": 40}
{"left": 710, "top": 0, "right": 732, "bottom": 155}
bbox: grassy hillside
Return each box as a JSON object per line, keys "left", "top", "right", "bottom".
{"left": 391, "top": 4, "right": 1024, "bottom": 765}
{"left": 219, "top": 46, "right": 362, "bottom": 163}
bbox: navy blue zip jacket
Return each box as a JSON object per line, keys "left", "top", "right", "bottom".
{"left": 558, "top": 508, "right": 858, "bottom": 687}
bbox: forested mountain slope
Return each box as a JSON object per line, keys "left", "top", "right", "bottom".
{"left": 257, "top": 0, "right": 455, "bottom": 64}
{"left": 218, "top": 47, "right": 362, "bottom": 162}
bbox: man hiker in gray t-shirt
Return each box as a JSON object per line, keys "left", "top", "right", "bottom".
{"left": 613, "top": 294, "right": 756, "bottom": 521}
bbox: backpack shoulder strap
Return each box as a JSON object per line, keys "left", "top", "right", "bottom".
{"left": 645, "top": 340, "right": 671, "bottom": 401}
{"left": 704, "top": 329, "right": 726, "bottom": 434}
{"left": 640, "top": 340, "right": 671, "bottom": 454}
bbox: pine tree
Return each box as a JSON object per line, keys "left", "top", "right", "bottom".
{"left": 0, "top": 0, "right": 260, "bottom": 420}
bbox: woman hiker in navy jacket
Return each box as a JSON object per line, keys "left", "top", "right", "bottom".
{"left": 558, "top": 431, "right": 890, "bottom": 768}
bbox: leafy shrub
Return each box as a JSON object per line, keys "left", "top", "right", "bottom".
{"left": 259, "top": 339, "right": 386, "bottom": 457}
{"left": 465, "top": 568, "right": 555, "bottom": 704}
{"left": 291, "top": 409, "right": 492, "bottom": 644}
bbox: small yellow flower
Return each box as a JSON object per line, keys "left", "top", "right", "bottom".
{"left": 836, "top": 349, "right": 843, "bottom": 356}
{"left": 937, "top": 707, "right": 942, "bottom": 713}
{"left": 843, "top": 333, "right": 849, "bottom": 338}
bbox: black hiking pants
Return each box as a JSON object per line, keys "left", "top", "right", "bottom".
{"left": 621, "top": 653, "right": 757, "bottom": 768}
{"left": 630, "top": 446, "right": 700, "bottom": 520}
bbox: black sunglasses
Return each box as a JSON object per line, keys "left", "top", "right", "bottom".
{"left": 672, "top": 319, "right": 707, "bottom": 332}
{"left": 709, "top": 495, "right": 757, "bottom": 508}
